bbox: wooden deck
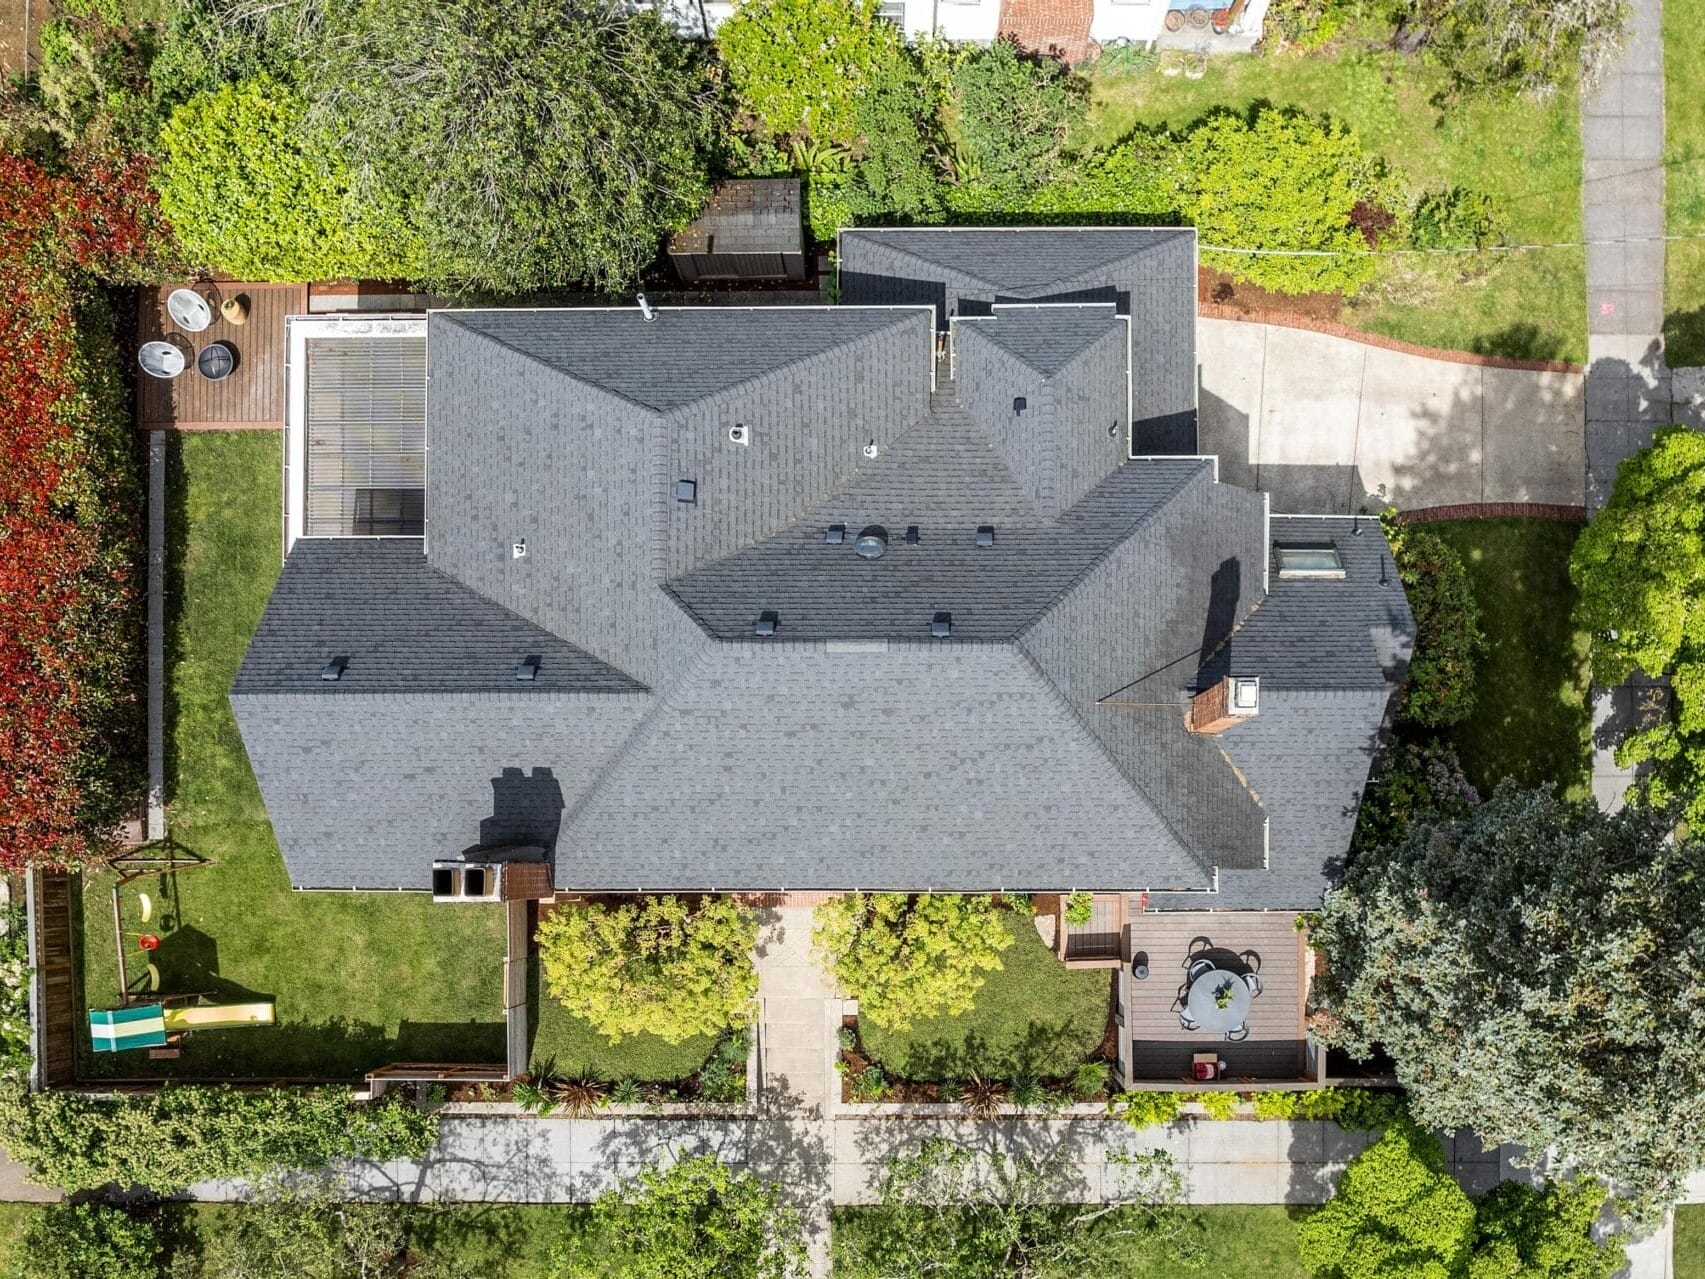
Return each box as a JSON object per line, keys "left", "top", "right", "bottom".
{"left": 136, "top": 283, "right": 304, "bottom": 430}
{"left": 1125, "top": 911, "right": 1308, "bottom": 1082}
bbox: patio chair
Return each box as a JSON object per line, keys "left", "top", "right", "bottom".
{"left": 1242, "top": 971, "right": 1263, "bottom": 998}
{"left": 1184, "top": 936, "right": 1213, "bottom": 963}
{"left": 1224, "top": 1024, "right": 1249, "bottom": 1042}
{"left": 1239, "top": 949, "right": 1262, "bottom": 973}
{"left": 1179, "top": 1011, "right": 1200, "bottom": 1032}
{"left": 1187, "top": 957, "right": 1214, "bottom": 983}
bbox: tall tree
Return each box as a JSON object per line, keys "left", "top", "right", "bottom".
{"left": 1315, "top": 784, "right": 1705, "bottom": 1216}
{"left": 1398, "top": 0, "right": 1628, "bottom": 97}
{"left": 1570, "top": 426, "right": 1705, "bottom": 823}
{"left": 306, "top": 0, "right": 721, "bottom": 292}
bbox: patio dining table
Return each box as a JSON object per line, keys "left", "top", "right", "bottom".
{"left": 1185, "top": 967, "right": 1252, "bottom": 1034}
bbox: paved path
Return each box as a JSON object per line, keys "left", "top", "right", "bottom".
{"left": 1196, "top": 318, "right": 1584, "bottom": 513}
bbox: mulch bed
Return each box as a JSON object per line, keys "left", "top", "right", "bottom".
{"left": 1196, "top": 265, "right": 1345, "bottom": 326}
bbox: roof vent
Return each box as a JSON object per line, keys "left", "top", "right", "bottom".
{"left": 676, "top": 479, "right": 697, "bottom": 504}
{"left": 905, "top": 525, "right": 920, "bottom": 545}
{"left": 863, "top": 439, "right": 879, "bottom": 459}
{"left": 755, "top": 610, "right": 778, "bottom": 637}
{"left": 512, "top": 538, "right": 527, "bottom": 560}
{"left": 855, "top": 525, "right": 888, "bottom": 559}
{"left": 637, "top": 293, "right": 656, "bottom": 322}
{"left": 320, "top": 655, "right": 348, "bottom": 682}
{"left": 516, "top": 654, "right": 540, "bottom": 682}
{"left": 976, "top": 525, "right": 995, "bottom": 547}
{"left": 1013, "top": 396, "right": 1027, "bottom": 416}
{"left": 825, "top": 524, "right": 846, "bottom": 545}
{"left": 1189, "top": 676, "right": 1259, "bottom": 735}
{"left": 728, "top": 423, "right": 749, "bottom": 446}
{"left": 931, "top": 611, "right": 952, "bottom": 639}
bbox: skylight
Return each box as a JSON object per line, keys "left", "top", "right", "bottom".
{"left": 1276, "top": 544, "right": 1345, "bottom": 580}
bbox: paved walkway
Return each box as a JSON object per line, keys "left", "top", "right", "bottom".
{"left": 1196, "top": 318, "right": 1584, "bottom": 513}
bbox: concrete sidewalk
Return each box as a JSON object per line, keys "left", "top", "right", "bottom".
{"left": 1197, "top": 318, "right": 1584, "bottom": 513}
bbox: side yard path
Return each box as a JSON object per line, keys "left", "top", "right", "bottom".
{"left": 1196, "top": 318, "right": 1584, "bottom": 514}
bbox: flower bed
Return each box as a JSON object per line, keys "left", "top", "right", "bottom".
{"left": 836, "top": 1014, "right": 1114, "bottom": 1109}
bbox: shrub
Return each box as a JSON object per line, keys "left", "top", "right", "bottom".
{"left": 850, "top": 1064, "right": 891, "bottom": 1103}
{"left": 1026, "top": 131, "right": 1184, "bottom": 222}
{"left": 805, "top": 174, "right": 859, "bottom": 242}
{"left": 0, "top": 1083, "right": 438, "bottom": 1193}
{"left": 192, "top": 1188, "right": 413, "bottom": 1279}
{"left": 1266, "top": 0, "right": 1359, "bottom": 49}
{"left": 1070, "top": 1061, "right": 1109, "bottom": 1101}
{"left": 1188, "top": 1090, "right": 1240, "bottom": 1120}
{"left": 10, "top": 1204, "right": 156, "bottom": 1279}
{"left": 697, "top": 1030, "right": 751, "bottom": 1103}
{"left": 1178, "top": 107, "right": 1394, "bottom": 296}
{"left": 813, "top": 893, "right": 1014, "bottom": 1031}
{"left": 1297, "top": 1123, "right": 1477, "bottom": 1279}
{"left": 1410, "top": 186, "right": 1508, "bottom": 250}
{"left": 1062, "top": 892, "right": 1094, "bottom": 926}
{"left": 155, "top": 75, "right": 424, "bottom": 281}
{"left": 1471, "top": 1179, "right": 1619, "bottom": 1279}
{"left": 1384, "top": 518, "right": 1487, "bottom": 727}
{"left": 950, "top": 38, "right": 1076, "bottom": 202}
{"left": 0, "top": 907, "right": 31, "bottom": 1081}
{"left": 1108, "top": 1090, "right": 1183, "bottom": 1129}
{"left": 1352, "top": 737, "right": 1481, "bottom": 853}
{"left": 718, "top": 0, "right": 914, "bottom": 147}
{"left": 1248, "top": 1087, "right": 1410, "bottom": 1129}
{"left": 844, "top": 60, "right": 945, "bottom": 223}
{"left": 535, "top": 895, "right": 758, "bottom": 1045}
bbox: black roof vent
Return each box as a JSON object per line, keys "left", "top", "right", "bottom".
{"left": 516, "top": 654, "right": 541, "bottom": 681}
{"left": 675, "top": 479, "right": 697, "bottom": 504}
{"left": 755, "top": 610, "right": 778, "bottom": 637}
{"left": 1013, "top": 396, "right": 1027, "bottom": 415}
{"left": 931, "top": 611, "right": 952, "bottom": 639}
{"left": 320, "top": 656, "right": 348, "bottom": 682}
{"left": 976, "top": 525, "right": 995, "bottom": 547}
{"left": 905, "top": 525, "right": 919, "bottom": 545}
{"left": 825, "top": 524, "right": 846, "bottom": 544}
{"left": 855, "top": 525, "right": 888, "bottom": 559}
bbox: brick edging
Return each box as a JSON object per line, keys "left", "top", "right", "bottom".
{"left": 1196, "top": 305, "right": 1586, "bottom": 374}
{"left": 1394, "top": 502, "right": 1586, "bottom": 524}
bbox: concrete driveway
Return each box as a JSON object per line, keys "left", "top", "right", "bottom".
{"left": 1197, "top": 319, "right": 1585, "bottom": 514}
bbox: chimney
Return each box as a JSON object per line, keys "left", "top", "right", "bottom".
{"left": 1189, "top": 676, "right": 1259, "bottom": 734}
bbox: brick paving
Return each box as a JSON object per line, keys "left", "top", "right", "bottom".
{"left": 997, "top": 0, "right": 1095, "bottom": 66}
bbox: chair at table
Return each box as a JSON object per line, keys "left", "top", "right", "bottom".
{"left": 1187, "top": 957, "right": 1214, "bottom": 983}
{"left": 1184, "top": 936, "right": 1214, "bottom": 965}
{"left": 1242, "top": 971, "right": 1264, "bottom": 998}
{"left": 1224, "top": 1024, "right": 1250, "bottom": 1043}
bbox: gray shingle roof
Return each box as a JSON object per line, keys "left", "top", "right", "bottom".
{"left": 839, "top": 227, "right": 1198, "bottom": 454}
{"left": 235, "top": 232, "right": 1409, "bottom": 903}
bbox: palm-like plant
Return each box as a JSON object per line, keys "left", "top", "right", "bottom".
{"left": 960, "top": 1073, "right": 1006, "bottom": 1120}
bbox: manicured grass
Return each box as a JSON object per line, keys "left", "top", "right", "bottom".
{"left": 1665, "top": 0, "right": 1705, "bottom": 365}
{"left": 0, "top": 1204, "right": 39, "bottom": 1273}
{"left": 832, "top": 1204, "right": 1310, "bottom": 1277}
{"left": 858, "top": 909, "right": 1110, "bottom": 1082}
{"left": 1676, "top": 1205, "right": 1705, "bottom": 1279}
{"left": 528, "top": 954, "right": 718, "bottom": 1083}
{"left": 1425, "top": 519, "right": 1593, "bottom": 800}
{"left": 77, "top": 432, "right": 506, "bottom": 1079}
{"left": 1082, "top": 35, "right": 1585, "bottom": 362}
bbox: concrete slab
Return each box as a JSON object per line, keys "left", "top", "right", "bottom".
{"left": 1355, "top": 347, "right": 1483, "bottom": 508}
{"left": 1481, "top": 367, "right": 1585, "bottom": 503}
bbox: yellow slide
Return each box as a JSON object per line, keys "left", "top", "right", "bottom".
{"left": 162, "top": 1002, "right": 275, "bottom": 1032}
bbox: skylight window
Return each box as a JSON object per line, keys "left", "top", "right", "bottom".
{"left": 675, "top": 479, "right": 697, "bottom": 504}
{"left": 1276, "top": 544, "right": 1345, "bottom": 580}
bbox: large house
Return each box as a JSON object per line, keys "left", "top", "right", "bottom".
{"left": 235, "top": 228, "right": 1412, "bottom": 1082}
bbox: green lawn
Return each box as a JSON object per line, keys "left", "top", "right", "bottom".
{"left": 1677, "top": 1205, "right": 1705, "bottom": 1278}
{"left": 1083, "top": 35, "right": 1585, "bottom": 362}
{"left": 1665, "top": 0, "right": 1705, "bottom": 365}
{"left": 1425, "top": 520, "right": 1593, "bottom": 800}
{"left": 832, "top": 1204, "right": 1310, "bottom": 1277}
{"left": 858, "top": 909, "right": 1111, "bottom": 1082}
{"left": 77, "top": 432, "right": 507, "bottom": 1080}
{"left": 528, "top": 952, "right": 718, "bottom": 1083}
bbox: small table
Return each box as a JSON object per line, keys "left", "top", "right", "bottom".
{"left": 1185, "top": 968, "right": 1252, "bottom": 1034}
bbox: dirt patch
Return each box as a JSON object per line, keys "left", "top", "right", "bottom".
{"left": 1197, "top": 265, "right": 1345, "bottom": 326}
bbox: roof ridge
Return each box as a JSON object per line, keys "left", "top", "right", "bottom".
{"left": 434, "top": 312, "right": 662, "bottom": 414}
{"left": 958, "top": 307, "right": 1120, "bottom": 379}
{"left": 1010, "top": 459, "right": 1211, "bottom": 642}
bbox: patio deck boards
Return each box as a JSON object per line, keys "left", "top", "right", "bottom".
{"left": 137, "top": 283, "right": 304, "bottom": 430}
{"left": 1126, "top": 911, "right": 1307, "bottom": 1082}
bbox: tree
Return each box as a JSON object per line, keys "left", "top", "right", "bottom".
{"left": 307, "top": 0, "right": 719, "bottom": 292}
{"left": 1177, "top": 107, "right": 1394, "bottom": 296}
{"left": 564, "top": 1155, "right": 806, "bottom": 1279}
{"left": 535, "top": 896, "right": 758, "bottom": 1045}
{"left": 1297, "top": 1124, "right": 1477, "bottom": 1279}
{"left": 950, "top": 39, "right": 1076, "bottom": 203}
{"left": 814, "top": 894, "right": 1014, "bottom": 1031}
{"left": 9, "top": 1204, "right": 157, "bottom": 1279}
{"left": 155, "top": 75, "right": 424, "bottom": 282}
{"left": 1385, "top": 519, "right": 1487, "bottom": 728}
{"left": 190, "top": 1185, "right": 411, "bottom": 1279}
{"left": 844, "top": 62, "right": 944, "bottom": 223}
{"left": 835, "top": 1136, "right": 1192, "bottom": 1279}
{"left": 717, "top": 0, "right": 912, "bottom": 148}
{"left": 1351, "top": 737, "right": 1480, "bottom": 854}
{"left": 1397, "top": 0, "right": 1628, "bottom": 97}
{"left": 1470, "top": 1180, "right": 1619, "bottom": 1279}
{"left": 1314, "top": 784, "right": 1705, "bottom": 1216}
{"left": 1570, "top": 426, "right": 1705, "bottom": 824}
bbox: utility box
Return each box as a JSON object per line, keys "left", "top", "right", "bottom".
{"left": 668, "top": 179, "right": 807, "bottom": 283}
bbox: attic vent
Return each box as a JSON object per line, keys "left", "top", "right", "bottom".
{"left": 675, "top": 479, "right": 698, "bottom": 504}
{"left": 855, "top": 525, "right": 888, "bottom": 559}
{"left": 976, "top": 525, "right": 995, "bottom": 547}
{"left": 825, "top": 524, "right": 846, "bottom": 545}
{"left": 755, "top": 610, "right": 778, "bottom": 637}
{"left": 905, "top": 525, "right": 920, "bottom": 545}
{"left": 863, "top": 439, "right": 879, "bottom": 459}
{"left": 512, "top": 539, "right": 527, "bottom": 560}
{"left": 516, "top": 654, "right": 540, "bottom": 681}
{"left": 1013, "top": 396, "right": 1027, "bottom": 415}
{"left": 931, "top": 611, "right": 952, "bottom": 639}
{"left": 320, "top": 655, "right": 348, "bottom": 682}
